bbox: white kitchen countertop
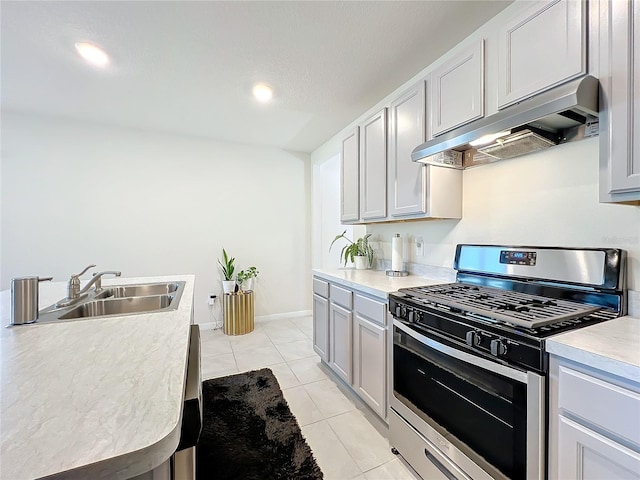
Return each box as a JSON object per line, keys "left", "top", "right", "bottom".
{"left": 312, "top": 268, "right": 450, "bottom": 299}
{"left": 0, "top": 274, "right": 195, "bottom": 480}
{"left": 546, "top": 315, "right": 640, "bottom": 384}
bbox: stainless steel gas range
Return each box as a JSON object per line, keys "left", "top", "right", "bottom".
{"left": 389, "top": 245, "right": 626, "bottom": 480}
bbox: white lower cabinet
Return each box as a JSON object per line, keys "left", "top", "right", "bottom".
{"left": 312, "top": 293, "right": 329, "bottom": 362}
{"left": 352, "top": 295, "right": 387, "bottom": 419}
{"left": 549, "top": 356, "right": 640, "bottom": 479}
{"left": 329, "top": 302, "right": 353, "bottom": 384}
{"left": 558, "top": 416, "right": 640, "bottom": 479}
{"left": 312, "top": 276, "right": 389, "bottom": 421}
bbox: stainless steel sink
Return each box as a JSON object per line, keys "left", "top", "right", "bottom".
{"left": 59, "top": 295, "right": 174, "bottom": 319}
{"left": 37, "top": 281, "right": 186, "bottom": 323}
{"left": 104, "top": 282, "right": 181, "bottom": 298}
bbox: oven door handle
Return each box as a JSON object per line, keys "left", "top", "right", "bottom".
{"left": 394, "top": 319, "right": 528, "bottom": 383}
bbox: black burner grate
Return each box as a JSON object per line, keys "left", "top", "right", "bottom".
{"left": 404, "top": 283, "right": 601, "bottom": 329}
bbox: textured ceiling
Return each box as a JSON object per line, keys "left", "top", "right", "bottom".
{"left": 1, "top": 1, "right": 513, "bottom": 153}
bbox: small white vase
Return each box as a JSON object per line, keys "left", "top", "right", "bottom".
{"left": 222, "top": 280, "right": 236, "bottom": 294}
{"left": 354, "top": 256, "right": 369, "bottom": 270}
{"left": 241, "top": 278, "right": 255, "bottom": 292}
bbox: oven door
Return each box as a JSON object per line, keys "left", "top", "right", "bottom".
{"left": 390, "top": 319, "right": 544, "bottom": 480}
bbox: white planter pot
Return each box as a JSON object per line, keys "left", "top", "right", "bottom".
{"left": 222, "top": 280, "right": 236, "bottom": 294}
{"left": 354, "top": 256, "right": 369, "bottom": 270}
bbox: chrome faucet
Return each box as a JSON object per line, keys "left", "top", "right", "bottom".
{"left": 55, "top": 265, "right": 121, "bottom": 307}
{"left": 87, "top": 270, "right": 122, "bottom": 293}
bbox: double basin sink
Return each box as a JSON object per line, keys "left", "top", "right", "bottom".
{"left": 38, "top": 281, "right": 185, "bottom": 323}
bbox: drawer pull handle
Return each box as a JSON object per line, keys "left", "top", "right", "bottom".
{"left": 424, "top": 449, "right": 457, "bottom": 480}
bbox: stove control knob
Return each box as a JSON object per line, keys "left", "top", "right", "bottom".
{"left": 408, "top": 310, "right": 415, "bottom": 323}
{"left": 490, "top": 339, "right": 508, "bottom": 357}
{"left": 465, "top": 331, "right": 481, "bottom": 347}
{"left": 395, "top": 306, "right": 401, "bottom": 318}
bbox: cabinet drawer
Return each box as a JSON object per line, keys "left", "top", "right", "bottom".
{"left": 558, "top": 365, "right": 640, "bottom": 445}
{"left": 330, "top": 284, "right": 352, "bottom": 309}
{"left": 313, "top": 278, "right": 329, "bottom": 298}
{"left": 389, "top": 411, "right": 468, "bottom": 480}
{"left": 354, "top": 294, "right": 386, "bottom": 327}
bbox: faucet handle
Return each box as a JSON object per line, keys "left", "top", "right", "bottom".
{"left": 66, "top": 264, "right": 96, "bottom": 300}
{"left": 73, "top": 264, "right": 96, "bottom": 278}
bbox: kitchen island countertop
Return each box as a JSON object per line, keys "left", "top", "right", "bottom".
{"left": 0, "top": 274, "right": 195, "bottom": 480}
{"left": 546, "top": 315, "right": 640, "bottom": 384}
{"left": 312, "top": 267, "right": 452, "bottom": 299}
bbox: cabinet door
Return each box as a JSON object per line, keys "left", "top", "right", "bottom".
{"left": 599, "top": 0, "right": 640, "bottom": 202}
{"left": 329, "top": 302, "right": 352, "bottom": 384}
{"left": 341, "top": 128, "right": 360, "bottom": 222}
{"left": 557, "top": 415, "right": 640, "bottom": 479}
{"left": 388, "top": 82, "right": 428, "bottom": 217}
{"left": 498, "top": 0, "right": 586, "bottom": 108}
{"left": 353, "top": 315, "right": 386, "bottom": 418}
{"left": 431, "top": 40, "right": 484, "bottom": 135}
{"left": 360, "top": 108, "right": 387, "bottom": 220}
{"left": 312, "top": 294, "right": 329, "bottom": 362}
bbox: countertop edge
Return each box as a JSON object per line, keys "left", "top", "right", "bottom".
{"left": 45, "top": 420, "right": 181, "bottom": 480}
{"left": 546, "top": 315, "right": 640, "bottom": 384}
{"left": 312, "top": 270, "right": 388, "bottom": 299}
{"left": 312, "top": 268, "right": 450, "bottom": 300}
{"left": 546, "top": 340, "right": 640, "bottom": 384}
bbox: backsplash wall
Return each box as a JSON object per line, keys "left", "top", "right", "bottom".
{"left": 368, "top": 137, "right": 640, "bottom": 294}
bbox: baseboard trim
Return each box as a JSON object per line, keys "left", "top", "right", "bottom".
{"left": 255, "top": 310, "right": 312, "bottom": 321}
{"left": 197, "top": 310, "right": 312, "bottom": 330}
{"left": 198, "top": 322, "right": 217, "bottom": 331}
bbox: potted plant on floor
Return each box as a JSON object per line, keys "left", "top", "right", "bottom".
{"left": 237, "top": 266, "right": 259, "bottom": 292}
{"left": 218, "top": 248, "right": 236, "bottom": 294}
{"left": 330, "top": 230, "right": 375, "bottom": 269}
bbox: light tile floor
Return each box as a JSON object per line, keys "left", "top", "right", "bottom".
{"left": 200, "top": 315, "right": 421, "bottom": 480}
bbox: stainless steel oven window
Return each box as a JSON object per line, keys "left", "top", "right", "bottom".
{"left": 392, "top": 320, "right": 544, "bottom": 480}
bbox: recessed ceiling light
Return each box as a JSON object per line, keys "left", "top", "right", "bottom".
{"left": 75, "top": 42, "right": 110, "bottom": 68}
{"left": 252, "top": 84, "right": 273, "bottom": 103}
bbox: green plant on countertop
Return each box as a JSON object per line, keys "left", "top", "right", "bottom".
{"left": 329, "top": 230, "right": 375, "bottom": 267}
{"left": 218, "top": 248, "right": 236, "bottom": 281}
{"left": 237, "top": 266, "right": 259, "bottom": 285}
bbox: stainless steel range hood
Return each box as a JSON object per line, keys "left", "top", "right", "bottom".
{"left": 412, "top": 75, "right": 599, "bottom": 168}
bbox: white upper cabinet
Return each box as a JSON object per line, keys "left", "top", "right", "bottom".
{"left": 388, "top": 82, "right": 427, "bottom": 217}
{"left": 599, "top": 0, "right": 640, "bottom": 203}
{"left": 360, "top": 108, "right": 387, "bottom": 220}
{"left": 340, "top": 81, "right": 462, "bottom": 224}
{"left": 431, "top": 39, "right": 484, "bottom": 136}
{"left": 340, "top": 127, "right": 359, "bottom": 222}
{"left": 497, "top": 0, "right": 586, "bottom": 108}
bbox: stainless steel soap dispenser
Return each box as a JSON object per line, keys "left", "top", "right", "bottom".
{"left": 10, "top": 276, "right": 53, "bottom": 325}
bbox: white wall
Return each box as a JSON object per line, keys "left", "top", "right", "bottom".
{"left": 310, "top": 152, "right": 366, "bottom": 269}
{"left": 1, "top": 111, "right": 312, "bottom": 324}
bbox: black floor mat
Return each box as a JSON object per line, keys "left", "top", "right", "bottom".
{"left": 196, "top": 368, "right": 323, "bottom": 480}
